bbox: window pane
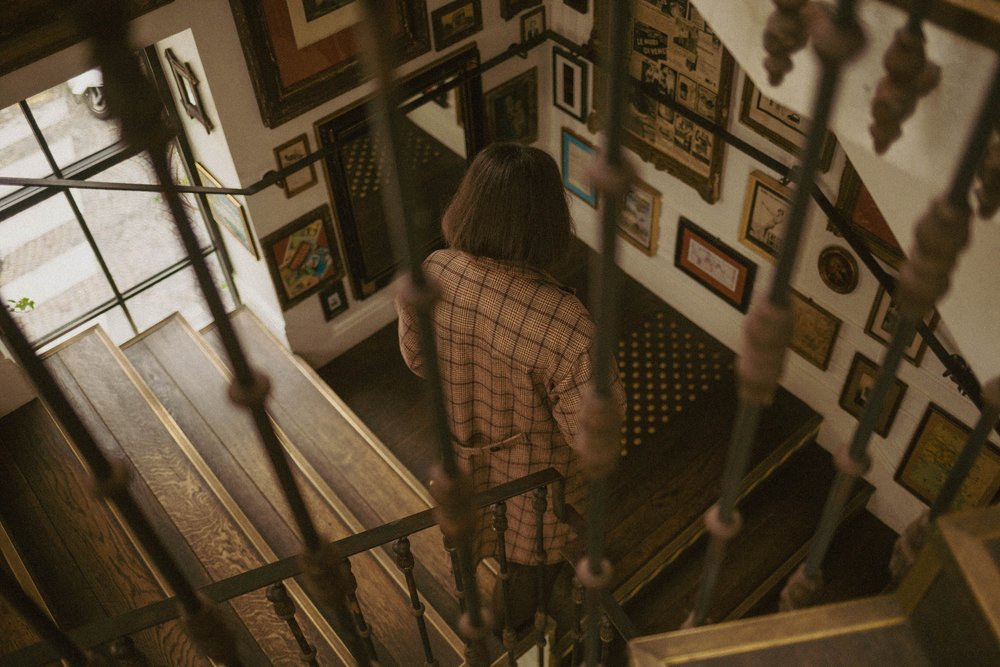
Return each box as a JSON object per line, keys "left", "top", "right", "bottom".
{"left": 25, "top": 72, "right": 121, "bottom": 169}
{"left": 75, "top": 153, "right": 211, "bottom": 291}
{"left": 0, "top": 103, "right": 52, "bottom": 200}
{"left": 128, "top": 253, "right": 234, "bottom": 332}
{"left": 0, "top": 196, "right": 116, "bottom": 344}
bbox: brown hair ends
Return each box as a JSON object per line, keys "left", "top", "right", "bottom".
{"left": 442, "top": 143, "right": 572, "bottom": 269}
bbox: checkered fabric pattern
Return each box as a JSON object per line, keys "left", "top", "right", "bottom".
{"left": 397, "top": 249, "right": 626, "bottom": 565}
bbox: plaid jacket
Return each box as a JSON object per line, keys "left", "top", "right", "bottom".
{"left": 397, "top": 249, "right": 625, "bottom": 565}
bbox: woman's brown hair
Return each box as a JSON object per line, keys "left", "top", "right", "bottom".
{"left": 442, "top": 143, "right": 572, "bottom": 269}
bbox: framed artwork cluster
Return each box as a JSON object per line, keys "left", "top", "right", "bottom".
{"left": 431, "top": 0, "right": 483, "bottom": 51}
{"left": 675, "top": 217, "right": 756, "bottom": 312}
{"left": 195, "top": 162, "right": 257, "bottom": 259}
{"left": 485, "top": 67, "right": 538, "bottom": 144}
{"left": 738, "top": 78, "right": 835, "bottom": 171}
{"left": 262, "top": 204, "right": 344, "bottom": 310}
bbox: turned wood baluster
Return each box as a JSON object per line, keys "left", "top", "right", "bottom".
{"left": 393, "top": 538, "right": 438, "bottom": 666}
{"left": 870, "top": 0, "right": 941, "bottom": 153}
{"left": 265, "top": 582, "right": 318, "bottom": 667}
{"left": 763, "top": 0, "right": 810, "bottom": 85}
{"left": 532, "top": 486, "right": 549, "bottom": 667}
{"left": 491, "top": 502, "right": 517, "bottom": 666}
{"left": 785, "top": 61, "right": 1000, "bottom": 610}
{"left": 108, "top": 636, "right": 148, "bottom": 666}
{"left": 342, "top": 558, "right": 379, "bottom": 661}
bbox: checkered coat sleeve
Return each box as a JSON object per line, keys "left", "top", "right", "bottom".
{"left": 396, "top": 249, "right": 626, "bottom": 565}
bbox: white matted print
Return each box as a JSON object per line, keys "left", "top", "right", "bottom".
{"left": 617, "top": 179, "right": 661, "bottom": 256}
{"left": 552, "top": 46, "right": 589, "bottom": 122}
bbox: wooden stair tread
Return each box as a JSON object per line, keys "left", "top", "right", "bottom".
{"left": 126, "top": 313, "right": 463, "bottom": 666}
{"left": 0, "top": 399, "right": 206, "bottom": 664}
{"left": 0, "top": 559, "right": 38, "bottom": 656}
{"left": 624, "top": 442, "right": 874, "bottom": 634}
{"left": 45, "top": 326, "right": 337, "bottom": 665}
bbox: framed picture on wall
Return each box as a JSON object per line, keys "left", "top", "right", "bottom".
{"left": 431, "top": 0, "right": 483, "bottom": 51}
{"left": 833, "top": 160, "right": 905, "bottom": 268}
{"left": 839, "top": 352, "right": 907, "bottom": 437}
{"left": 552, "top": 46, "right": 589, "bottom": 122}
{"left": 675, "top": 217, "right": 756, "bottom": 312}
{"left": 618, "top": 179, "right": 661, "bottom": 256}
{"left": 484, "top": 67, "right": 538, "bottom": 144}
{"left": 262, "top": 204, "right": 344, "bottom": 310}
{"left": 817, "top": 245, "right": 859, "bottom": 295}
{"left": 738, "top": 170, "right": 792, "bottom": 263}
{"left": 273, "top": 133, "right": 317, "bottom": 198}
{"left": 561, "top": 128, "right": 597, "bottom": 207}
{"left": 864, "top": 285, "right": 939, "bottom": 365}
{"left": 788, "top": 288, "right": 841, "bottom": 371}
{"left": 165, "top": 48, "right": 213, "bottom": 133}
{"left": 563, "top": 0, "right": 588, "bottom": 13}
{"left": 896, "top": 403, "right": 1000, "bottom": 510}
{"left": 195, "top": 162, "right": 258, "bottom": 259}
{"left": 319, "top": 281, "right": 349, "bottom": 321}
{"left": 520, "top": 6, "right": 546, "bottom": 47}
{"left": 738, "top": 78, "right": 835, "bottom": 171}
{"left": 500, "top": 0, "right": 543, "bottom": 20}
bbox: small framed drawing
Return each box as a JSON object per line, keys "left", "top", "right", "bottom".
{"left": 319, "top": 282, "right": 349, "bottom": 321}
{"left": 738, "top": 78, "right": 834, "bottom": 171}
{"left": 561, "top": 128, "right": 597, "bottom": 207}
{"left": 817, "top": 245, "right": 859, "bottom": 295}
{"left": 520, "top": 6, "right": 546, "bottom": 47}
{"left": 839, "top": 352, "right": 907, "bottom": 437}
{"left": 865, "top": 285, "right": 939, "bottom": 365}
{"left": 789, "top": 288, "right": 841, "bottom": 371}
{"left": 675, "top": 217, "right": 756, "bottom": 313}
{"left": 484, "top": 67, "right": 538, "bottom": 144}
{"left": 431, "top": 0, "right": 483, "bottom": 51}
{"left": 738, "top": 170, "right": 792, "bottom": 263}
{"left": 896, "top": 403, "right": 1000, "bottom": 510}
{"left": 552, "top": 46, "right": 588, "bottom": 122}
{"left": 262, "top": 204, "right": 344, "bottom": 310}
{"left": 165, "top": 48, "right": 212, "bottom": 133}
{"left": 833, "top": 160, "right": 905, "bottom": 269}
{"left": 618, "top": 179, "right": 661, "bottom": 256}
{"left": 501, "top": 0, "right": 542, "bottom": 20}
{"left": 195, "top": 162, "right": 257, "bottom": 259}
{"left": 273, "top": 134, "right": 317, "bottom": 198}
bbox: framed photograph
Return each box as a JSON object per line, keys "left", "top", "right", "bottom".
{"left": 484, "top": 67, "right": 538, "bottom": 144}
{"left": 520, "top": 6, "right": 546, "bottom": 48}
{"left": 273, "top": 133, "right": 318, "bottom": 198}
{"left": 563, "top": 0, "right": 589, "bottom": 13}
{"left": 561, "top": 128, "right": 597, "bottom": 207}
{"left": 319, "top": 281, "right": 349, "bottom": 321}
{"left": 552, "top": 46, "right": 589, "bottom": 122}
{"left": 738, "top": 78, "right": 835, "bottom": 172}
{"left": 195, "top": 163, "right": 257, "bottom": 259}
{"left": 262, "top": 204, "right": 344, "bottom": 310}
{"left": 738, "top": 170, "right": 792, "bottom": 263}
{"left": 864, "top": 286, "right": 939, "bottom": 365}
{"left": 817, "top": 245, "right": 859, "bottom": 295}
{"left": 618, "top": 179, "right": 661, "bottom": 256}
{"left": 675, "top": 217, "right": 757, "bottom": 312}
{"left": 501, "top": 0, "right": 543, "bottom": 20}
{"left": 165, "top": 48, "right": 213, "bottom": 133}
{"left": 789, "top": 288, "right": 841, "bottom": 371}
{"left": 227, "top": 0, "right": 429, "bottom": 127}
{"left": 431, "top": 0, "right": 483, "bottom": 51}
{"left": 833, "top": 160, "right": 905, "bottom": 268}
{"left": 593, "top": 0, "right": 735, "bottom": 203}
{"left": 839, "top": 352, "right": 907, "bottom": 437}
{"left": 896, "top": 404, "right": 1000, "bottom": 510}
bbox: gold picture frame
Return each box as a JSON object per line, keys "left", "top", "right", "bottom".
{"left": 838, "top": 352, "right": 907, "bottom": 437}
{"left": 864, "top": 285, "right": 939, "bottom": 366}
{"left": 195, "top": 162, "right": 258, "bottom": 259}
{"left": 738, "top": 78, "right": 836, "bottom": 172}
{"left": 618, "top": 178, "right": 661, "bottom": 256}
{"left": 738, "top": 170, "right": 792, "bottom": 263}
{"left": 788, "top": 288, "right": 841, "bottom": 371}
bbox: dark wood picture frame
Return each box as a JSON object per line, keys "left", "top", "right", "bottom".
{"left": 817, "top": 245, "right": 859, "bottom": 295}
{"left": 552, "top": 45, "right": 589, "bottom": 122}
{"left": 788, "top": 288, "right": 841, "bottom": 371}
{"left": 501, "top": 0, "right": 543, "bottom": 20}
{"left": 563, "top": 0, "right": 589, "bottom": 13}
{"left": 484, "top": 67, "right": 538, "bottom": 144}
{"left": 520, "top": 6, "right": 547, "bottom": 50}
{"left": 165, "top": 48, "right": 212, "bottom": 132}
{"left": 675, "top": 217, "right": 756, "bottom": 312}
{"left": 896, "top": 403, "right": 1000, "bottom": 510}
{"left": 833, "top": 160, "right": 905, "bottom": 268}
{"left": 273, "top": 133, "right": 318, "bottom": 198}
{"left": 319, "top": 281, "right": 349, "bottom": 321}
{"left": 561, "top": 127, "right": 597, "bottom": 207}
{"left": 865, "top": 285, "right": 939, "bottom": 366}
{"left": 592, "top": 0, "right": 735, "bottom": 203}
{"left": 839, "top": 352, "right": 907, "bottom": 437}
{"left": 738, "top": 78, "right": 835, "bottom": 172}
{"left": 195, "top": 162, "right": 257, "bottom": 259}
{"left": 227, "top": 0, "right": 430, "bottom": 128}
{"left": 262, "top": 204, "right": 344, "bottom": 310}
{"left": 738, "top": 170, "right": 792, "bottom": 263}
{"left": 431, "top": 0, "right": 483, "bottom": 51}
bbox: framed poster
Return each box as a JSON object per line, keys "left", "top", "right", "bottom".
{"left": 675, "top": 217, "right": 756, "bottom": 312}
{"left": 618, "top": 178, "right": 661, "bottom": 256}
{"left": 228, "top": 0, "right": 430, "bottom": 127}
{"left": 195, "top": 163, "right": 258, "bottom": 259}
{"left": 738, "top": 78, "right": 835, "bottom": 171}
{"left": 319, "top": 281, "right": 349, "bottom": 320}
{"left": 896, "top": 404, "right": 1000, "bottom": 510}
{"left": 484, "top": 67, "right": 538, "bottom": 144}
{"left": 561, "top": 128, "right": 597, "bottom": 207}
{"left": 262, "top": 204, "right": 344, "bottom": 309}
{"left": 552, "top": 46, "right": 589, "bottom": 122}
{"left": 738, "top": 170, "right": 792, "bottom": 263}
{"left": 431, "top": 0, "right": 482, "bottom": 51}
{"left": 833, "top": 160, "right": 905, "bottom": 268}
{"left": 500, "top": 0, "right": 542, "bottom": 20}
{"left": 592, "top": 0, "right": 735, "bottom": 203}
{"left": 839, "top": 352, "right": 907, "bottom": 437}
{"left": 865, "top": 285, "right": 939, "bottom": 366}
{"left": 273, "top": 133, "right": 318, "bottom": 197}
{"left": 788, "top": 288, "right": 841, "bottom": 371}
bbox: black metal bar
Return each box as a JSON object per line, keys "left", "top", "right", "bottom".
{"left": 342, "top": 558, "right": 379, "bottom": 661}
{"left": 533, "top": 486, "right": 549, "bottom": 667}
{"left": 393, "top": 538, "right": 437, "bottom": 665}
{"left": 492, "top": 502, "right": 517, "bottom": 666}
{"left": 266, "top": 582, "right": 319, "bottom": 667}
{"left": 0, "top": 568, "right": 88, "bottom": 666}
